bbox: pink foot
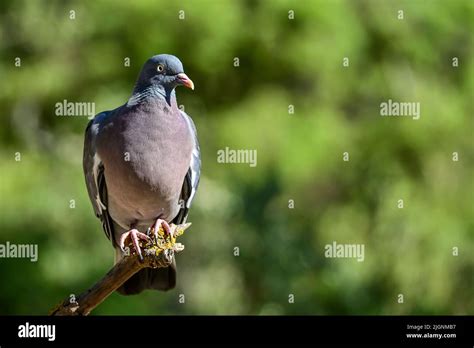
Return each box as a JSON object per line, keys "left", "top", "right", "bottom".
{"left": 150, "top": 219, "right": 176, "bottom": 240}
{"left": 119, "top": 229, "right": 150, "bottom": 261}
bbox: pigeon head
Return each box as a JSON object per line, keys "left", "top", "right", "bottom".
{"left": 133, "top": 54, "right": 194, "bottom": 96}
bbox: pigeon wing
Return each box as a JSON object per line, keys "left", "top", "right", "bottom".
{"left": 83, "top": 111, "right": 116, "bottom": 245}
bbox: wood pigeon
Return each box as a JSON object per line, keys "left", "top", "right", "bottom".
{"left": 83, "top": 54, "right": 200, "bottom": 295}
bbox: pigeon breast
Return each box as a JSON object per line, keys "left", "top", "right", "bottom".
{"left": 96, "top": 98, "right": 193, "bottom": 229}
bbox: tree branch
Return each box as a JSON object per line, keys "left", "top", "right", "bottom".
{"left": 49, "top": 223, "right": 189, "bottom": 316}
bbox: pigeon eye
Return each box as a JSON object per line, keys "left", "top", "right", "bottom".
{"left": 157, "top": 64, "right": 165, "bottom": 72}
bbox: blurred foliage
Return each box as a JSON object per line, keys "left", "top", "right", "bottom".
{"left": 0, "top": 0, "right": 473, "bottom": 315}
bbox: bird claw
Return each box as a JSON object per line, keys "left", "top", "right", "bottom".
{"left": 119, "top": 229, "right": 150, "bottom": 261}
{"left": 150, "top": 219, "right": 174, "bottom": 241}
{"left": 119, "top": 221, "right": 189, "bottom": 264}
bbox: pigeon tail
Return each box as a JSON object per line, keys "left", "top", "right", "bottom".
{"left": 117, "top": 267, "right": 176, "bottom": 295}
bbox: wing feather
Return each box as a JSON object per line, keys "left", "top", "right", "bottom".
{"left": 173, "top": 111, "right": 201, "bottom": 224}
{"left": 83, "top": 112, "right": 116, "bottom": 244}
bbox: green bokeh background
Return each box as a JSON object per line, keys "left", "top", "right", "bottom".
{"left": 0, "top": 0, "right": 472, "bottom": 315}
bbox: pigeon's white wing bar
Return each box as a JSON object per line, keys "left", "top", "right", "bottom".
{"left": 93, "top": 153, "right": 107, "bottom": 212}
{"left": 83, "top": 111, "right": 114, "bottom": 242}
{"left": 181, "top": 110, "right": 201, "bottom": 209}
{"left": 174, "top": 110, "right": 201, "bottom": 224}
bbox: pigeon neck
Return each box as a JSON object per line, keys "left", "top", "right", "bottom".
{"left": 128, "top": 85, "right": 176, "bottom": 107}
